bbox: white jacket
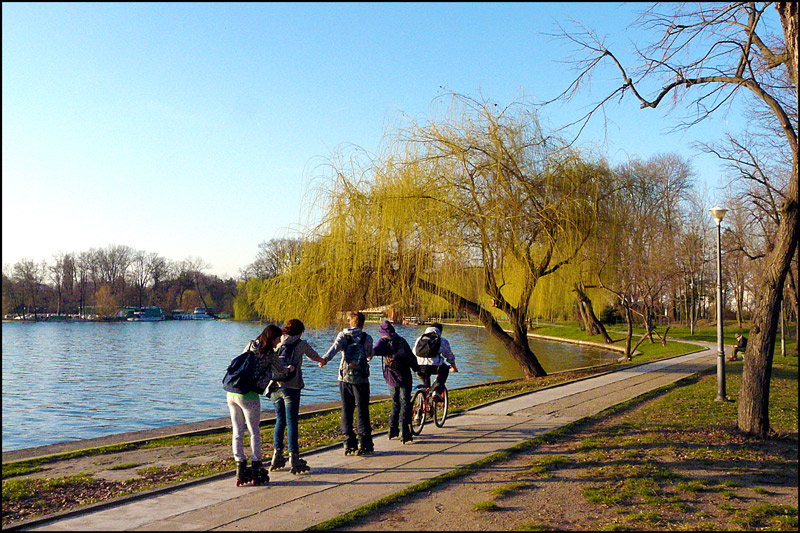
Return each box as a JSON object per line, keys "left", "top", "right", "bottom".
{"left": 413, "top": 326, "right": 455, "bottom": 367}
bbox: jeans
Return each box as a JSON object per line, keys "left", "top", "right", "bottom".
{"left": 270, "top": 387, "right": 302, "bottom": 456}
{"left": 339, "top": 381, "right": 372, "bottom": 448}
{"left": 418, "top": 364, "right": 450, "bottom": 394}
{"left": 389, "top": 381, "right": 413, "bottom": 438}
{"left": 226, "top": 393, "right": 262, "bottom": 462}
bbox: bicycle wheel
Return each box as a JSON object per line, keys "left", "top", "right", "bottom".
{"left": 433, "top": 387, "right": 449, "bottom": 427}
{"left": 410, "top": 390, "right": 427, "bottom": 435}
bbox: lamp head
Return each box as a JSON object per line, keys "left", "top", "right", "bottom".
{"left": 709, "top": 206, "right": 727, "bottom": 224}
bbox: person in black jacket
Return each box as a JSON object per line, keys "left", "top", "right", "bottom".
{"left": 373, "top": 320, "right": 419, "bottom": 444}
{"left": 729, "top": 333, "right": 747, "bottom": 361}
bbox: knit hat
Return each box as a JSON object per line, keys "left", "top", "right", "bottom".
{"left": 379, "top": 320, "right": 395, "bottom": 337}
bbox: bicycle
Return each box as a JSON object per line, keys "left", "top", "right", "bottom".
{"left": 410, "top": 380, "right": 449, "bottom": 435}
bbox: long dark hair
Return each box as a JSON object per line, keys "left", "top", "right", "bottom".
{"left": 255, "top": 324, "right": 282, "bottom": 356}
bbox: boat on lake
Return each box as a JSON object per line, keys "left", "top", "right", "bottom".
{"left": 127, "top": 307, "right": 165, "bottom": 322}
{"left": 172, "top": 307, "right": 216, "bottom": 320}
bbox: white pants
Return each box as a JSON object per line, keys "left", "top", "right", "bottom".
{"left": 227, "top": 393, "right": 262, "bottom": 462}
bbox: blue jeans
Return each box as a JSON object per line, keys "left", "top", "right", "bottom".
{"left": 270, "top": 387, "right": 302, "bottom": 456}
{"left": 389, "top": 382, "right": 413, "bottom": 439}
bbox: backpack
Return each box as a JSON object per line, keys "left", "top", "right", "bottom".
{"left": 222, "top": 349, "right": 261, "bottom": 394}
{"left": 274, "top": 339, "right": 300, "bottom": 382}
{"left": 343, "top": 333, "right": 369, "bottom": 382}
{"left": 415, "top": 331, "right": 441, "bottom": 359}
{"left": 384, "top": 337, "right": 410, "bottom": 370}
{"left": 382, "top": 336, "right": 410, "bottom": 387}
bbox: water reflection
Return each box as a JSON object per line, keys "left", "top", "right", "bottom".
{"left": 1, "top": 321, "right": 616, "bottom": 451}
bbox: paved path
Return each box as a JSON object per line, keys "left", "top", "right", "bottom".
{"left": 19, "top": 344, "right": 717, "bottom": 531}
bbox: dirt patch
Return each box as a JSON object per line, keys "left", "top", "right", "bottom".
{"left": 340, "top": 407, "right": 798, "bottom": 531}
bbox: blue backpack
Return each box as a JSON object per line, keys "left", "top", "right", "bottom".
{"left": 222, "top": 349, "right": 261, "bottom": 394}
{"left": 343, "top": 333, "right": 369, "bottom": 382}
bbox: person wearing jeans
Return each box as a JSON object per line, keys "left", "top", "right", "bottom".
{"left": 271, "top": 387, "right": 301, "bottom": 456}
{"left": 267, "top": 318, "right": 326, "bottom": 474}
{"left": 373, "top": 320, "right": 419, "bottom": 444}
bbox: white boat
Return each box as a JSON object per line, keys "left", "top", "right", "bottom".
{"left": 173, "top": 307, "right": 216, "bottom": 320}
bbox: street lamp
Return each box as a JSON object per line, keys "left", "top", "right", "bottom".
{"left": 710, "top": 206, "right": 728, "bottom": 402}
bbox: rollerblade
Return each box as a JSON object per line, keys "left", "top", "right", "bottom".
{"left": 269, "top": 448, "right": 287, "bottom": 471}
{"left": 388, "top": 428, "right": 399, "bottom": 440}
{"left": 290, "top": 454, "right": 310, "bottom": 474}
{"left": 356, "top": 438, "right": 374, "bottom": 456}
{"left": 251, "top": 460, "right": 269, "bottom": 485}
{"left": 235, "top": 460, "right": 252, "bottom": 487}
{"left": 344, "top": 439, "right": 358, "bottom": 456}
{"left": 401, "top": 426, "right": 413, "bottom": 445}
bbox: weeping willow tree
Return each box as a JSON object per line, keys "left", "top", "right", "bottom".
{"left": 256, "top": 94, "right": 605, "bottom": 377}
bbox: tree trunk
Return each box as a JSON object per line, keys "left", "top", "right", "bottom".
{"left": 575, "top": 295, "right": 590, "bottom": 332}
{"left": 739, "top": 2, "right": 798, "bottom": 437}
{"left": 574, "top": 284, "right": 613, "bottom": 343}
{"left": 416, "top": 276, "right": 547, "bottom": 377}
{"left": 623, "top": 304, "right": 634, "bottom": 361}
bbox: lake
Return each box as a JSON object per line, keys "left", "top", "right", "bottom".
{"left": 1, "top": 320, "right": 617, "bottom": 451}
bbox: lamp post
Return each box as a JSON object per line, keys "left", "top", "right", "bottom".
{"left": 710, "top": 206, "right": 728, "bottom": 402}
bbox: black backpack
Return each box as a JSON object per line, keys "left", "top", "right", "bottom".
{"left": 274, "top": 339, "right": 300, "bottom": 382}
{"left": 415, "top": 331, "right": 441, "bottom": 358}
{"left": 384, "top": 337, "right": 410, "bottom": 370}
{"left": 222, "top": 349, "right": 261, "bottom": 394}
{"left": 343, "top": 333, "right": 369, "bottom": 381}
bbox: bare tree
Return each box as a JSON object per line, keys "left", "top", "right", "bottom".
{"left": 552, "top": 1, "right": 797, "bottom": 437}
{"left": 242, "top": 238, "right": 302, "bottom": 280}
{"left": 13, "top": 259, "right": 46, "bottom": 319}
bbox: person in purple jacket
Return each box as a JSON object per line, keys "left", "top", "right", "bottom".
{"left": 373, "top": 320, "right": 420, "bottom": 444}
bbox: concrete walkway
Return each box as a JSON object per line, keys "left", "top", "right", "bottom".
{"left": 18, "top": 344, "right": 718, "bottom": 531}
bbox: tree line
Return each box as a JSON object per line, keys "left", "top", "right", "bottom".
{"left": 2, "top": 246, "right": 238, "bottom": 319}
{"left": 233, "top": 2, "right": 797, "bottom": 438}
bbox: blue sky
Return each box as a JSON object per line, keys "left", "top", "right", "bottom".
{"left": 3, "top": 2, "right": 756, "bottom": 278}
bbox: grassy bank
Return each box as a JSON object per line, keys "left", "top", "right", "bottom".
{"left": 316, "top": 353, "right": 798, "bottom": 531}
{"left": 1, "top": 324, "right": 791, "bottom": 527}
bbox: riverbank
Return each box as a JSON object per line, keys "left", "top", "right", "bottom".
{"left": 338, "top": 359, "right": 798, "bottom": 532}
{"left": 3, "top": 326, "right": 795, "bottom": 529}
{"left": 6, "top": 344, "right": 796, "bottom": 531}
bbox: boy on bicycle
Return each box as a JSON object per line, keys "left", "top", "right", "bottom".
{"left": 413, "top": 322, "right": 458, "bottom": 400}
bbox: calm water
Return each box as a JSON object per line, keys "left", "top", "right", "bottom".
{"left": 1, "top": 320, "right": 616, "bottom": 451}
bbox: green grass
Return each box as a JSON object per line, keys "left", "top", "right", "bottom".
{"left": 472, "top": 500, "right": 500, "bottom": 512}
{"left": 107, "top": 463, "right": 142, "bottom": 471}
{"left": 490, "top": 481, "right": 528, "bottom": 497}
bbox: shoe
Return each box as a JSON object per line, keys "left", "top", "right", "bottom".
{"left": 388, "top": 430, "right": 399, "bottom": 440}
{"left": 251, "top": 461, "right": 269, "bottom": 485}
{"left": 235, "top": 460, "right": 252, "bottom": 487}
{"left": 401, "top": 436, "right": 413, "bottom": 445}
{"left": 290, "top": 454, "right": 310, "bottom": 474}
{"left": 356, "top": 439, "right": 374, "bottom": 455}
{"left": 344, "top": 441, "right": 358, "bottom": 456}
{"left": 269, "top": 449, "right": 287, "bottom": 471}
